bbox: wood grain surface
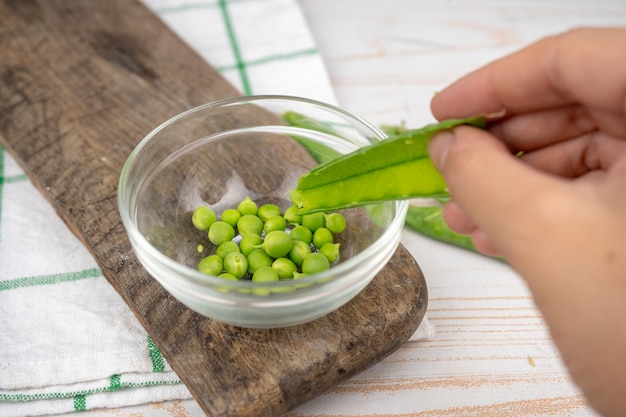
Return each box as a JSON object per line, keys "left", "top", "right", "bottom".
{"left": 0, "top": 1, "right": 427, "bottom": 416}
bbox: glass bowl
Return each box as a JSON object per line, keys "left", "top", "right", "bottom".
{"left": 118, "top": 95, "right": 408, "bottom": 328}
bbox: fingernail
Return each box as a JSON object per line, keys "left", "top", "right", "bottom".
{"left": 429, "top": 130, "right": 455, "bottom": 170}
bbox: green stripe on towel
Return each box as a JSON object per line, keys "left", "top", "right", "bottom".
{"left": 148, "top": 335, "right": 166, "bottom": 373}
{"left": 110, "top": 374, "right": 122, "bottom": 390}
{"left": 0, "top": 173, "right": 29, "bottom": 184}
{"left": 0, "top": 268, "right": 103, "bottom": 291}
{"left": 73, "top": 394, "right": 86, "bottom": 411}
{"left": 218, "top": 0, "right": 252, "bottom": 95}
{"left": 216, "top": 47, "right": 319, "bottom": 72}
{"left": 0, "top": 378, "right": 183, "bottom": 402}
{"left": 0, "top": 144, "right": 33, "bottom": 242}
{"left": 155, "top": 0, "right": 249, "bottom": 14}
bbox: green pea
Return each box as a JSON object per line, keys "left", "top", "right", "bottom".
{"left": 258, "top": 203, "right": 281, "bottom": 222}
{"left": 325, "top": 213, "right": 346, "bottom": 234}
{"left": 312, "top": 227, "right": 333, "bottom": 249}
{"left": 252, "top": 265, "right": 279, "bottom": 282}
{"left": 272, "top": 257, "right": 297, "bottom": 280}
{"left": 289, "top": 225, "right": 312, "bottom": 244}
{"left": 283, "top": 205, "right": 302, "bottom": 225}
{"left": 252, "top": 266, "right": 279, "bottom": 296}
{"left": 223, "top": 252, "right": 248, "bottom": 279}
{"left": 302, "top": 212, "right": 326, "bottom": 232}
{"left": 271, "top": 284, "right": 296, "bottom": 294}
{"left": 221, "top": 208, "right": 241, "bottom": 228}
{"left": 215, "top": 273, "right": 238, "bottom": 293}
{"left": 237, "top": 214, "right": 264, "bottom": 236}
{"left": 237, "top": 196, "right": 258, "bottom": 216}
{"left": 263, "top": 215, "right": 287, "bottom": 233}
{"left": 302, "top": 252, "right": 330, "bottom": 274}
{"left": 216, "top": 241, "right": 239, "bottom": 259}
{"left": 208, "top": 221, "right": 235, "bottom": 245}
{"left": 198, "top": 254, "right": 223, "bottom": 276}
{"left": 319, "top": 242, "right": 340, "bottom": 263}
{"left": 193, "top": 198, "right": 351, "bottom": 283}
{"left": 247, "top": 249, "right": 273, "bottom": 274}
{"left": 240, "top": 233, "right": 263, "bottom": 256}
{"left": 289, "top": 240, "right": 311, "bottom": 267}
{"left": 262, "top": 230, "right": 293, "bottom": 258}
{"left": 218, "top": 272, "right": 238, "bottom": 281}
{"left": 291, "top": 271, "right": 315, "bottom": 288}
{"left": 192, "top": 206, "right": 216, "bottom": 231}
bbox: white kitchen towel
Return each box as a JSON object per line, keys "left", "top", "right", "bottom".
{"left": 0, "top": 0, "right": 432, "bottom": 416}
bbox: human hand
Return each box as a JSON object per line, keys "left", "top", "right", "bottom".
{"left": 428, "top": 27, "right": 626, "bottom": 417}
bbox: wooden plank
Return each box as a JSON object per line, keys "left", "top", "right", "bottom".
{"left": 0, "top": 1, "right": 428, "bottom": 416}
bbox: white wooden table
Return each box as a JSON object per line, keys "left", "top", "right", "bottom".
{"left": 87, "top": 1, "right": 626, "bottom": 415}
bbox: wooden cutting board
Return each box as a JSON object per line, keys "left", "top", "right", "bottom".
{"left": 0, "top": 1, "right": 428, "bottom": 416}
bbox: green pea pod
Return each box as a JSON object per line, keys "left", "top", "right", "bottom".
{"left": 283, "top": 110, "right": 341, "bottom": 136}
{"left": 282, "top": 111, "right": 343, "bottom": 164}
{"left": 405, "top": 205, "right": 477, "bottom": 252}
{"left": 290, "top": 116, "right": 485, "bottom": 213}
{"left": 405, "top": 205, "right": 505, "bottom": 262}
{"left": 379, "top": 123, "right": 408, "bottom": 137}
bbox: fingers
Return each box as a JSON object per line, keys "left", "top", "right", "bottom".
{"left": 428, "top": 124, "right": 622, "bottom": 269}
{"left": 519, "top": 131, "right": 626, "bottom": 178}
{"left": 428, "top": 125, "right": 564, "bottom": 260}
{"left": 431, "top": 35, "right": 564, "bottom": 118}
{"left": 488, "top": 104, "right": 597, "bottom": 152}
{"left": 469, "top": 229, "right": 501, "bottom": 257}
{"left": 441, "top": 200, "right": 474, "bottom": 235}
{"left": 442, "top": 201, "right": 501, "bottom": 256}
{"left": 431, "top": 28, "right": 626, "bottom": 138}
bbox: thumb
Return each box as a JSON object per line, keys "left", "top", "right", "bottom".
{"left": 428, "top": 126, "right": 564, "bottom": 263}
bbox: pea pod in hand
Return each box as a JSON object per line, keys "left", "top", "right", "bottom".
{"left": 290, "top": 117, "right": 485, "bottom": 214}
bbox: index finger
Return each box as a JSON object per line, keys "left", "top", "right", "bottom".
{"left": 431, "top": 27, "right": 626, "bottom": 132}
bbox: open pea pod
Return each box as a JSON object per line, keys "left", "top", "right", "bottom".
{"left": 290, "top": 116, "right": 485, "bottom": 213}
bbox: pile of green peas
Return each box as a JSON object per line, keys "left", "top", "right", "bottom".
{"left": 191, "top": 196, "right": 346, "bottom": 285}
